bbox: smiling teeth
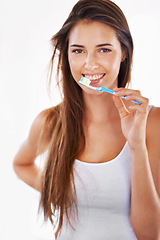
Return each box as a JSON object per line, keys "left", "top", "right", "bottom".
{"left": 84, "top": 74, "right": 104, "bottom": 80}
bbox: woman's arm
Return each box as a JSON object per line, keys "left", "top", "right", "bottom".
{"left": 113, "top": 89, "right": 160, "bottom": 240}
{"left": 13, "top": 109, "right": 50, "bottom": 191}
{"left": 129, "top": 106, "right": 160, "bottom": 240}
{"left": 130, "top": 144, "right": 160, "bottom": 240}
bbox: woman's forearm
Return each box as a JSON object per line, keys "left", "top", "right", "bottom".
{"left": 130, "top": 146, "right": 160, "bottom": 239}
{"left": 13, "top": 163, "right": 41, "bottom": 191}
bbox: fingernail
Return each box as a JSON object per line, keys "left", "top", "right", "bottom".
{"left": 129, "top": 105, "right": 134, "bottom": 109}
{"left": 114, "top": 91, "right": 120, "bottom": 95}
{"left": 113, "top": 88, "right": 119, "bottom": 91}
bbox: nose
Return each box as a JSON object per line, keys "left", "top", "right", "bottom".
{"left": 84, "top": 53, "right": 99, "bottom": 71}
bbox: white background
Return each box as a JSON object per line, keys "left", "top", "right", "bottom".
{"left": 0, "top": 0, "right": 160, "bottom": 239}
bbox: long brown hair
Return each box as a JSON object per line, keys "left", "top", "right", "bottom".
{"left": 39, "top": 0, "right": 134, "bottom": 238}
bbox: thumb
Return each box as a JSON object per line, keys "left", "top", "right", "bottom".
{"left": 113, "top": 95, "right": 129, "bottom": 119}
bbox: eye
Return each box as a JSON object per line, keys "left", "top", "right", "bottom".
{"left": 72, "top": 49, "right": 84, "bottom": 54}
{"left": 99, "top": 48, "right": 111, "bottom": 53}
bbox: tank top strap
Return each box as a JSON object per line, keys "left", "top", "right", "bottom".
{"left": 148, "top": 104, "right": 154, "bottom": 114}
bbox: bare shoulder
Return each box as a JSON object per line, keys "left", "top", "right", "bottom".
{"left": 28, "top": 108, "right": 53, "bottom": 141}
{"left": 147, "top": 106, "right": 160, "bottom": 139}
{"left": 28, "top": 106, "right": 58, "bottom": 152}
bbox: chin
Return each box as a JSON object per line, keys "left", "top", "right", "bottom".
{"left": 83, "top": 88, "right": 103, "bottom": 96}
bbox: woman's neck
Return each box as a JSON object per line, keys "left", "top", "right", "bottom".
{"left": 83, "top": 91, "right": 119, "bottom": 124}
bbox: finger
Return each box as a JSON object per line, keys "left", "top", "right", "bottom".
{"left": 124, "top": 95, "right": 148, "bottom": 105}
{"left": 113, "top": 88, "right": 148, "bottom": 106}
{"left": 113, "top": 95, "right": 129, "bottom": 118}
{"left": 129, "top": 100, "right": 149, "bottom": 114}
{"left": 113, "top": 88, "right": 142, "bottom": 97}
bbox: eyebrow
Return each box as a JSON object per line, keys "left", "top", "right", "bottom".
{"left": 69, "top": 43, "right": 113, "bottom": 48}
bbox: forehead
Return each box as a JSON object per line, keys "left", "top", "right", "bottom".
{"left": 68, "top": 21, "right": 119, "bottom": 45}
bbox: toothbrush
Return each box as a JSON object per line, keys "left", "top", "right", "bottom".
{"left": 79, "top": 76, "right": 141, "bottom": 105}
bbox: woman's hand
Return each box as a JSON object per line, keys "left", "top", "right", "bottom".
{"left": 113, "top": 88, "right": 149, "bottom": 151}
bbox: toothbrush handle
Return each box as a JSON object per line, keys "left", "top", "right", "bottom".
{"left": 122, "top": 96, "right": 141, "bottom": 105}
{"left": 97, "top": 87, "right": 141, "bottom": 105}
{"left": 131, "top": 99, "right": 141, "bottom": 105}
{"left": 101, "top": 88, "right": 141, "bottom": 105}
{"left": 100, "top": 87, "right": 115, "bottom": 94}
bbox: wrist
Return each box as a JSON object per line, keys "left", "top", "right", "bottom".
{"left": 129, "top": 142, "right": 147, "bottom": 155}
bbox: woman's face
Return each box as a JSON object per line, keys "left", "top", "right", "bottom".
{"left": 68, "top": 21, "right": 125, "bottom": 95}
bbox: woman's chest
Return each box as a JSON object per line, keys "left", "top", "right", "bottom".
{"left": 78, "top": 122, "right": 126, "bottom": 163}
{"left": 74, "top": 145, "right": 132, "bottom": 210}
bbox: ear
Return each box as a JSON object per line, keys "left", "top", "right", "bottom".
{"left": 121, "top": 49, "right": 127, "bottom": 62}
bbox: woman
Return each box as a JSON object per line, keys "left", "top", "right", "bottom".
{"left": 13, "top": 0, "right": 160, "bottom": 239}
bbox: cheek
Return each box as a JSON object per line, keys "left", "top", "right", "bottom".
{"left": 68, "top": 60, "right": 79, "bottom": 85}
{"left": 69, "top": 61, "right": 78, "bottom": 80}
{"left": 68, "top": 55, "right": 83, "bottom": 78}
{"left": 70, "top": 59, "right": 78, "bottom": 70}
{"left": 68, "top": 55, "right": 75, "bottom": 75}
{"left": 106, "top": 54, "right": 122, "bottom": 73}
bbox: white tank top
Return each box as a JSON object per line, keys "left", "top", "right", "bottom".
{"left": 57, "top": 105, "right": 154, "bottom": 240}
